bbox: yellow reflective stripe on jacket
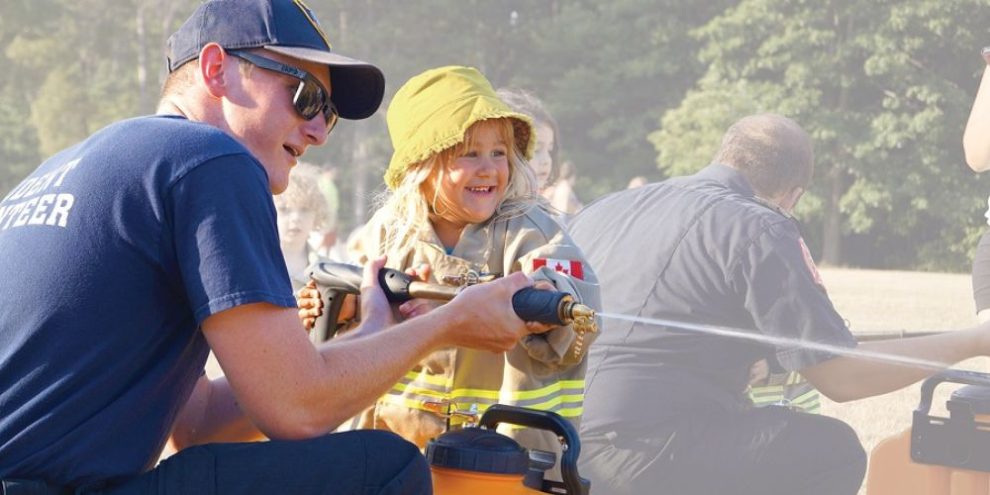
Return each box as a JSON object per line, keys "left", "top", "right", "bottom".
{"left": 387, "top": 382, "right": 448, "bottom": 400}
{"left": 380, "top": 379, "right": 584, "bottom": 418}
{"left": 750, "top": 385, "right": 785, "bottom": 405}
{"left": 387, "top": 384, "right": 501, "bottom": 401}
{"left": 450, "top": 388, "right": 500, "bottom": 401}
{"left": 788, "top": 388, "right": 821, "bottom": 413}
{"left": 499, "top": 380, "right": 584, "bottom": 418}
{"left": 380, "top": 386, "right": 499, "bottom": 412}
{"left": 786, "top": 372, "right": 803, "bottom": 385}
{"left": 503, "top": 380, "right": 584, "bottom": 400}
{"left": 749, "top": 379, "right": 820, "bottom": 414}
{"left": 402, "top": 371, "right": 450, "bottom": 387}
{"left": 398, "top": 370, "right": 449, "bottom": 388}
{"left": 379, "top": 394, "right": 498, "bottom": 411}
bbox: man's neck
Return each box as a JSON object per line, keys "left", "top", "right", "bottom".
{"left": 156, "top": 96, "right": 187, "bottom": 117}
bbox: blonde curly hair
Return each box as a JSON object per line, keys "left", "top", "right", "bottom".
{"left": 373, "top": 118, "right": 540, "bottom": 255}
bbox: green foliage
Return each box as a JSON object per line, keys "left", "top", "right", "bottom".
{"left": 654, "top": 0, "right": 990, "bottom": 270}
{"left": 0, "top": 82, "right": 40, "bottom": 194}
{"left": 30, "top": 66, "right": 90, "bottom": 157}
{"left": 650, "top": 77, "right": 765, "bottom": 178}
{"left": 0, "top": 0, "right": 985, "bottom": 270}
{"left": 0, "top": 0, "right": 149, "bottom": 189}
{"left": 520, "top": 0, "right": 734, "bottom": 199}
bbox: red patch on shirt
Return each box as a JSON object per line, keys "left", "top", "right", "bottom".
{"left": 798, "top": 238, "right": 825, "bottom": 289}
{"left": 533, "top": 258, "right": 584, "bottom": 280}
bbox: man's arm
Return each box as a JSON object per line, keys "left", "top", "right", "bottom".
{"left": 737, "top": 223, "right": 990, "bottom": 404}
{"left": 168, "top": 374, "right": 266, "bottom": 450}
{"left": 964, "top": 60, "right": 990, "bottom": 172}
{"left": 179, "top": 259, "right": 534, "bottom": 444}
{"left": 801, "top": 323, "right": 990, "bottom": 403}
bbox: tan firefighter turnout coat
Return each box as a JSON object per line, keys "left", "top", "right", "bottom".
{"left": 345, "top": 203, "right": 601, "bottom": 463}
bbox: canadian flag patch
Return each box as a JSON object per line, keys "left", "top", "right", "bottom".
{"left": 533, "top": 258, "right": 584, "bottom": 280}
{"left": 798, "top": 238, "right": 825, "bottom": 289}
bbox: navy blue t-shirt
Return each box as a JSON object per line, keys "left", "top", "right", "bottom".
{"left": 0, "top": 115, "right": 296, "bottom": 487}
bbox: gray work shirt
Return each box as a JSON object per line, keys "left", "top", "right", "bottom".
{"left": 568, "top": 164, "right": 855, "bottom": 439}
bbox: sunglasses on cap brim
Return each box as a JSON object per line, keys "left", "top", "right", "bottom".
{"left": 227, "top": 50, "right": 339, "bottom": 135}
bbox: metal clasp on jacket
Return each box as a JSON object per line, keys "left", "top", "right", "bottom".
{"left": 440, "top": 270, "right": 498, "bottom": 287}
{"left": 422, "top": 400, "right": 481, "bottom": 427}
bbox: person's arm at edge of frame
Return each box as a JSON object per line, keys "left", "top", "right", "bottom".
{"left": 801, "top": 322, "right": 990, "bottom": 403}
{"left": 963, "top": 49, "right": 990, "bottom": 172}
{"left": 170, "top": 257, "right": 535, "bottom": 448}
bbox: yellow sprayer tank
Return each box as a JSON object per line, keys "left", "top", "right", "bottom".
{"left": 867, "top": 370, "right": 990, "bottom": 495}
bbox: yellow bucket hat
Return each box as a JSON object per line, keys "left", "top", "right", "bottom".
{"left": 384, "top": 66, "right": 535, "bottom": 190}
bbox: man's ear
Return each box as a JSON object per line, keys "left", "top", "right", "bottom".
{"left": 198, "top": 43, "right": 228, "bottom": 99}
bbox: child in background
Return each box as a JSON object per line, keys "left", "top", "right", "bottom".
{"left": 495, "top": 88, "right": 559, "bottom": 195}
{"left": 311, "top": 167, "right": 345, "bottom": 261}
{"left": 348, "top": 66, "right": 600, "bottom": 470}
{"left": 273, "top": 162, "right": 329, "bottom": 291}
{"left": 496, "top": 88, "right": 583, "bottom": 219}
{"left": 543, "top": 160, "right": 584, "bottom": 217}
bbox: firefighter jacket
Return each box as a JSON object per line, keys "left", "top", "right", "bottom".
{"left": 344, "top": 203, "right": 601, "bottom": 459}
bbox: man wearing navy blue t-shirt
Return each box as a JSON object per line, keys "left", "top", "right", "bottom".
{"left": 0, "top": 1, "right": 537, "bottom": 494}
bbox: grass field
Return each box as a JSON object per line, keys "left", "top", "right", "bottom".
{"left": 203, "top": 266, "right": 986, "bottom": 491}
{"left": 818, "top": 267, "right": 988, "bottom": 493}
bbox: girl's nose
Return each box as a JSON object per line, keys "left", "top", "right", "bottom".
{"left": 478, "top": 156, "right": 497, "bottom": 174}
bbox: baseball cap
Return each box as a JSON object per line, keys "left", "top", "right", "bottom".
{"left": 166, "top": 0, "right": 384, "bottom": 120}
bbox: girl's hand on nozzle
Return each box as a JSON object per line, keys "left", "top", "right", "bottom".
{"left": 297, "top": 280, "right": 322, "bottom": 331}
{"left": 397, "top": 263, "right": 443, "bottom": 319}
{"left": 399, "top": 298, "right": 443, "bottom": 320}
{"left": 296, "top": 280, "right": 357, "bottom": 331}
{"left": 405, "top": 263, "right": 432, "bottom": 282}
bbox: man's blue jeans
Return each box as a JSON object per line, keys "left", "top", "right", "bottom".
{"left": 90, "top": 431, "right": 431, "bottom": 495}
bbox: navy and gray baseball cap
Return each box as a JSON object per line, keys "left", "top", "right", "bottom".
{"left": 166, "top": 0, "right": 384, "bottom": 120}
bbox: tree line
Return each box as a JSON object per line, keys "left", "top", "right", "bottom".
{"left": 1, "top": 0, "right": 988, "bottom": 270}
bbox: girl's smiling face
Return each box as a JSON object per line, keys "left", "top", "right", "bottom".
{"left": 423, "top": 120, "right": 511, "bottom": 243}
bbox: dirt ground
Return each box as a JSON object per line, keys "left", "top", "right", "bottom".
{"left": 817, "top": 267, "right": 987, "bottom": 493}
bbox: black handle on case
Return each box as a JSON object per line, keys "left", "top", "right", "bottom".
{"left": 478, "top": 404, "right": 590, "bottom": 495}
{"left": 916, "top": 369, "right": 990, "bottom": 416}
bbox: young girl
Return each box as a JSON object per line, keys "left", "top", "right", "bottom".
{"left": 347, "top": 66, "right": 600, "bottom": 465}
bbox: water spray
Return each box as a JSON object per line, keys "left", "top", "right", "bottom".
{"left": 599, "top": 312, "right": 952, "bottom": 372}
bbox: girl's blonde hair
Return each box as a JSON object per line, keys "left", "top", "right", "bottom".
{"left": 375, "top": 118, "right": 540, "bottom": 255}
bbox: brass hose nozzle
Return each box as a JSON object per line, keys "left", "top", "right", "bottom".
{"left": 560, "top": 297, "right": 598, "bottom": 334}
